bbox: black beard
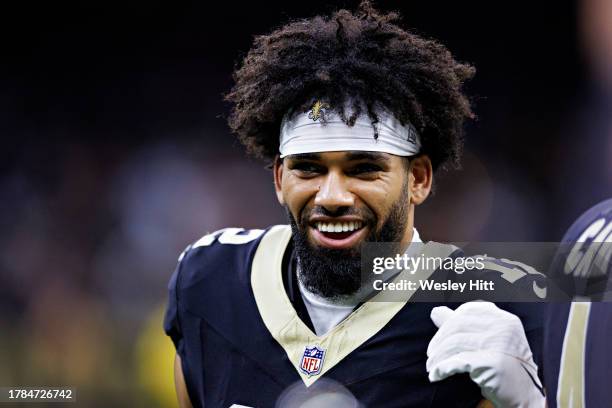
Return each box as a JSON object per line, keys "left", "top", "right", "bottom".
{"left": 287, "top": 186, "right": 409, "bottom": 300}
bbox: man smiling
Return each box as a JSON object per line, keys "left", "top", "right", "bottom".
{"left": 164, "top": 2, "right": 546, "bottom": 407}
{"left": 280, "top": 147, "right": 418, "bottom": 301}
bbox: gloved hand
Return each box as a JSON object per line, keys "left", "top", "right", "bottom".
{"left": 426, "top": 302, "right": 545, "bottom": 408}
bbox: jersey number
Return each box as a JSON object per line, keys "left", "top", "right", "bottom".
{"left": 193, "top": 228, "right": 265, "bottom": 247}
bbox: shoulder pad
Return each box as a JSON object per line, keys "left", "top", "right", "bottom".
{"left": 177, "top": 227, "right": 268, "bottom": 289}
{"left": 550, "top": 199, "right": 612, "bottom": 299}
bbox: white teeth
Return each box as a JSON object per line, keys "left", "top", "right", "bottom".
{"left": 315, "top": 221, "right": 363, "bottom": 233}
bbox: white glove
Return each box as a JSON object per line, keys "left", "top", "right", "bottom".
{"left": 426, "top": 302, "right": 545, "bottom": 408}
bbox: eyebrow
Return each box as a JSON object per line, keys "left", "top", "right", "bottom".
{"left": 286, "top": 151, "right": 390, "bottom": 162}
{"left": 288, "top": 153, "right": 322, "bottom": 161}
{"left": 344, "top": 151, "right": 390, "bottom": 162}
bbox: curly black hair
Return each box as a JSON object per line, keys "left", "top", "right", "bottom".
{"left": 225, "top": 1, "right": 475, "bottom": 171}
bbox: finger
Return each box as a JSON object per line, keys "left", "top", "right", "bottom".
{"left": 426, "top": 332, "right": 483, "bottom": 369}
{"left": 454, "top": 300, "right": 497, "bottom": 314}
{"left": 430, "top": 306, "right": 454, "bottom": 328}
{"left": 427, "top": 353, "right": 475, "bottom": 382}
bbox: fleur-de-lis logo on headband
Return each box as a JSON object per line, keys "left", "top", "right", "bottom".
{"left": 308, "top": 100, "right": 330, "bottom": 122}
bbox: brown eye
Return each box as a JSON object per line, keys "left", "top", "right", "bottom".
{"left": 347, "top": 163, "right": 383, "bottom": 176}
{"left": 290, "top": 162, "right": 325, "bottom": 177}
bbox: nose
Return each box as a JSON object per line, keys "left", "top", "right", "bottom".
{"left": 314, "top": 171, "right": 354, "bottom": 212}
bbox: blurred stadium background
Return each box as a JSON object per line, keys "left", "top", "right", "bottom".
{"left": 0, "top": 0, "right": 611, "bottom": 406}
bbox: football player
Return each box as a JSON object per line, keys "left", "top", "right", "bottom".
{"left": 164, "top": 2, "right": 546, "bottom": 407}
{"left": 544, "top": 198, "right": 612, "bottom": 407}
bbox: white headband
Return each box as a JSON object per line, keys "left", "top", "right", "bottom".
{"left": 279, "top": 100, "right": 421, "bottom": 158}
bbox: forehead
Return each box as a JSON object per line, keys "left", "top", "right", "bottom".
{"left": 285, "top": 151, "right": 398, "bottom": 163}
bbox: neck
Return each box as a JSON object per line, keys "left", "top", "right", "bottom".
{"left": 397, "top": 206, "right": 416, "bottom": 254}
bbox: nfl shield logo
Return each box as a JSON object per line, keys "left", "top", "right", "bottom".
{"left": 300, "top": 345, "right": 326, "bottom": 376}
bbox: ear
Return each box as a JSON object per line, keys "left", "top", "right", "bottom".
{"left": 409, "top": 155, "right": 433, "bottom": 205}
{"left": 273, "top": 156, "right": 285, "bottom": 205}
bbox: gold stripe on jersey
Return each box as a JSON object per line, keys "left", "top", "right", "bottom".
{"left": 557, "top": 302, "right": 591, "bottom": 408}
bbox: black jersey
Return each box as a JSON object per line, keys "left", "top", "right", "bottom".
{"left": 164, "top": 225, "right": 544, "bottom": 407}
{"left": 544, "top": 199, "right": 612, "bottom": 408}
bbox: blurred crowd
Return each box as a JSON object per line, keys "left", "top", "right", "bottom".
{"left": 0, "top": 141, "right": 284, "bottom": 406}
